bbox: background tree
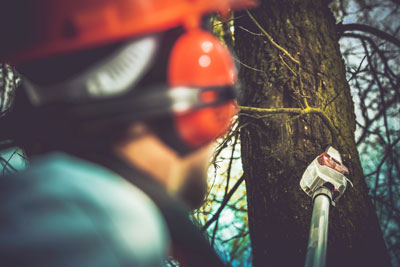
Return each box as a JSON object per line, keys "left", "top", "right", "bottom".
{"left": 194, "top": 0, "right": 400, "bottom": 265}
{"left": 234, "top": 0, "right": 390, "bottom": 265}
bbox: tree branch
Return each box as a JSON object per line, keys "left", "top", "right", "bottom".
{"left": 238, "top": 105, "right": 340, "bottom": 144}
{"left": 246, "top": 10, "right": 300, "bottom": 65}
{"left": 201, "top": 175, "right": 246, "bottom": 232}
{"left": 338, "top": 23, "right": 400, "bottom": 48}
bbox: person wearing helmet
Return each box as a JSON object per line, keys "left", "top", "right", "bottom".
{"left": 0, "top": 0, "right": 257, "bottom": 266}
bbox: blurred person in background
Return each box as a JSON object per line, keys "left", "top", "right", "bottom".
{"left": 0, "top": 0, "right": 257, "bottom": 266}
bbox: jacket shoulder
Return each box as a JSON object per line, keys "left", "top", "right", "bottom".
{"left": 0, "top": 152, "right": 169, "bottom": 267}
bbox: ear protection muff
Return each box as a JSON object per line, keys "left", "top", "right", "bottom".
{"left": 168, "top": 29, "right": 237, "bottom": 148}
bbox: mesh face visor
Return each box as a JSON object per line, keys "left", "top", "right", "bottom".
{"left": 23, "top": 76, "right": 237, "bottom": 122}
{"left": 67, "top": 84, "right": 238, "bottom": 122}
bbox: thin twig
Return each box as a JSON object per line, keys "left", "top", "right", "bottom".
{"left": 233, "top": 57, "right": 268, "bottom": 77}
{"left": 338, "top": 23, "right": 400, "bottom": 48}
{"left": 238, "top": 25, "right": 263, "bottom": 36}
{"left": 201, "top": 175, "right": 246, "bottom": 232}
{"left": 246, "top": 10, "right": 300, "bottom": 65}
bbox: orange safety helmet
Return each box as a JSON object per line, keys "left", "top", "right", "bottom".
{"left": 4, "top": 0, "right": 257, "bottom": 64}
{"left": 3, "top": 0, "right": 258, "bottom": 152}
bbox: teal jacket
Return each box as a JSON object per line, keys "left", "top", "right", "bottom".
{"left": 0, "top": 152, "right": 169, "bottom": 267}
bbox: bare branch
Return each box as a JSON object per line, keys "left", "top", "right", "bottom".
{"left": 201, "top": 175, "right": 245, "bottom": 232}
{"left": 338, "top": 23, "right": 400, "bottom": 48}
{"left": 246, "top": 10, "right": 300, "bottom": 65}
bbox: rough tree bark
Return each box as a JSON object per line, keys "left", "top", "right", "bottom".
{"left": 234, "top": 0, "right": 391, "bottom": 266}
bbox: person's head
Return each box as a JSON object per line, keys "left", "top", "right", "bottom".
{"left": 0, "top": 0, "right": 257, "bottom": 208}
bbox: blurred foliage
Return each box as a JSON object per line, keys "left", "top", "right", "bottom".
{"left": 192, "top": 127, "right": 251, "bottom": 266}
{"left": 0, "top": 148, "right": 26, "bottom": 174}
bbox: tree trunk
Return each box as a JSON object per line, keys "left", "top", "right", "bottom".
{"left": 234, "top": 0, "right": 391, "bottom": 266}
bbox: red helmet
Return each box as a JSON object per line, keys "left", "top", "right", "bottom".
{"left": 3, "top": 0, "right": 257, "bottom": 64}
